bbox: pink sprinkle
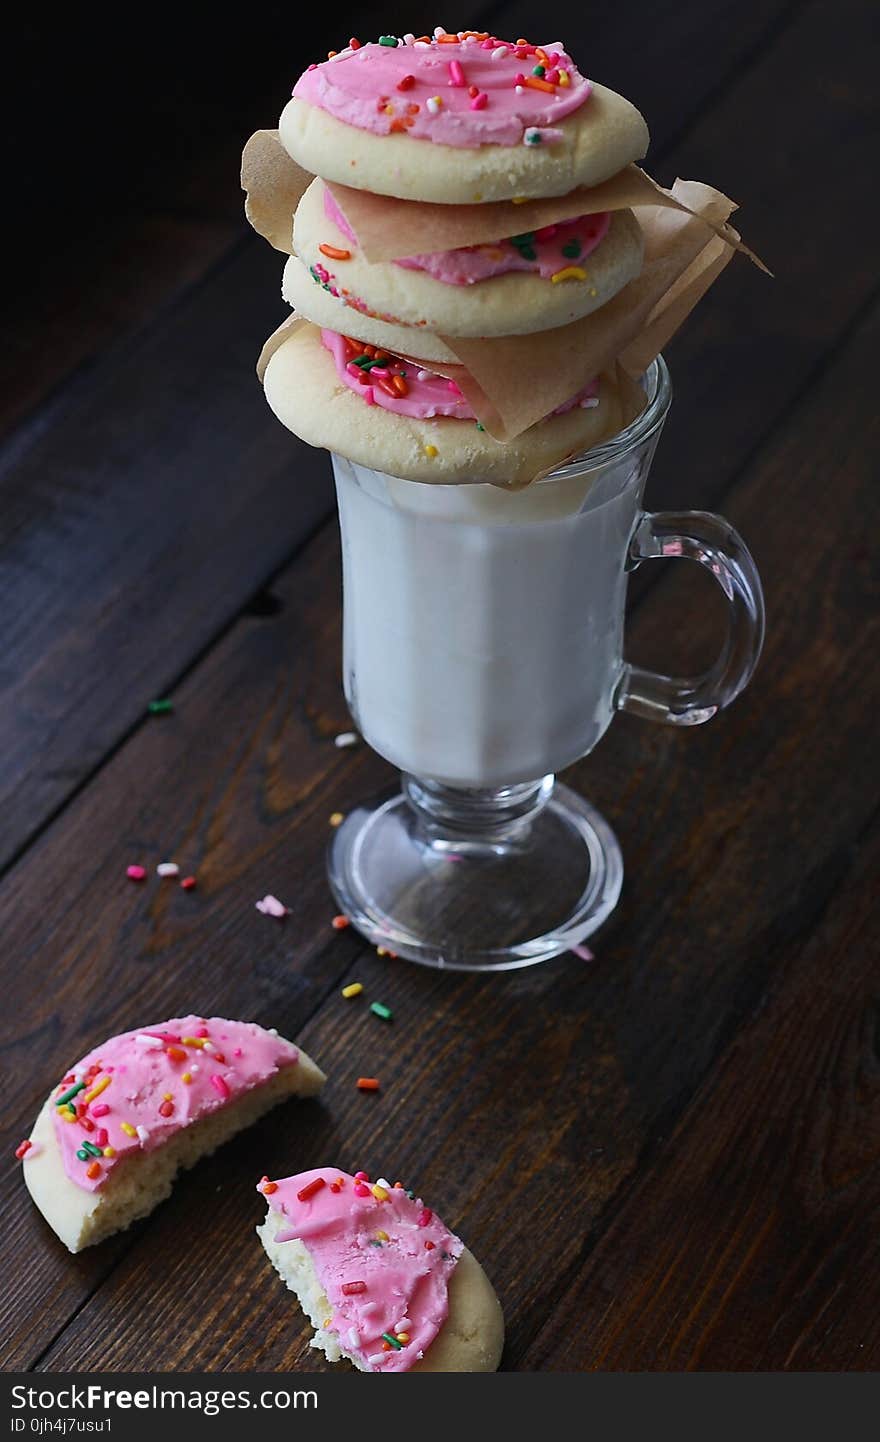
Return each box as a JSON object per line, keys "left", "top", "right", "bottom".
{"left": 233, "top": 1047, "right": 242, "bottom": 1058}
{"left": 417, "top": 1207, "right": 433, "bottom": 1227}
{"left": 126, "top": 865, "right": 146, "bottom": 882}
{"left": 255, "top": 894, "right": 290, "bottom": 918}
{"left": 570, "top": 943, "right": 595, "bottom": 961}
{"left": 210, "top": 1075, "right": 230, "bottom": 1100}
{"left": 95, "top": 1128, "right": 108, "bottom": 1147}
{"left": 354, "top": 1170, "right": 369, "bottom": 1181}
{"left": 346, "top": 362, "right": 363, "bottom": 379}
{"left": 196, "top": 1026, "right": 209, "bottom": 1037}
{"left": 363, "top": 386, "right": 375, "bottom": 406}
{"left": 447, "top": 380, "right": 462, "bottom": 394}
{"left": 354, "top": 1182, "right": 370, "bottom": 1197}
{"left": 470, "top": 92, "right": 488, "bottom": 110}
{"left": 544, "top": 68, "right": 560, "bottom": 84}
{"left": 448, "top": 60, "right": 465, "bottom": 87}
{"left": 91, "top": 1102, "right": 110, "bottom": 1117}
{"left": 514, "top": 73, "right": 526, "bottom": 85}
{"left": 369, "top": 367, "right": 390, "bottom": 379}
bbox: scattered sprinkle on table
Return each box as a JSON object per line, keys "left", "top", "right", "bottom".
{"left": 357, "top": 1077, "right": 381, "bottom": 1091}
{"left": 255, "top": 894, "right": 289, "bottom": 918}
{"left": 370, "top": 1002, "right": 393, "bottom": 1022}
{"left": 334, "top": 732, "right": 358, "bottom": 748}
{"left": 126, "top": 864, "right": 147, "bottom": 882}
{"left": 341, "top": 982, "right": 363, "bottom": 998}
{"left": 332, "top": 914, "right": 350, "bottom": 930}
{"left": 148, "top": 699, "right": 174, "bottom": 715}
{"left": 329, "top": 812, "right": 345, "bottom": 828}
{"left": 570, "top": 943, "right": 595, "bottom": 961}
{"left": 156, "top": 861, "right": 180, "bottom": 878}
{"left": 180, "top": 875, "right": 198, "bottom": 891}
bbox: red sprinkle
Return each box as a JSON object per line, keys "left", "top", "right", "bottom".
{"left": 349, "top": 37, "right": 361, "bottom": 49}
{"left": 356, "top": 1078, "right": 380, "bottom": 1091}
{"left": 77, "top": 1116, "right": 95, "bottom": 1132}
{"left": 424, "top": 1240, "right": 436, "bottom": 1250}
{"left": 341, "top": 1281, "right": 367, "bottom": 1296}
{"left": 332, "top": 914, "right": 350, "bottom": 930}
{"left": 297, "top": 1177, "right": 327, "bottom": 1202}
{"left": 470, "top": 92, "right": 488, "bottom": 110}
{"left": 15, "top": 1140, "right": 32, "bottom": 1160}
{"left": 468, "top": 84, "right": 479, "bottom": 97}
{"left": 126, "top": 865, "right": 147, "bottom": 882}
{"left": 180, "top": 876, "right": 198, "bottom": 891}
{"left": 397, "top": 74, "right": 416, "bottom": 91}
{"left": 354, "top": 1182, "right": 370, "bottom": 1197}
{"left": 417, "top": 1208, "right": 433, "bottom": 1227}
{"left": 95, "top": 1128, "right": 109, "bottom": 1147}
{"left": 210, "top": 1075, "right": 230, "bottom": 1100}
{"left": 158, "top": 1100, "right": 174, "bottom": 1118}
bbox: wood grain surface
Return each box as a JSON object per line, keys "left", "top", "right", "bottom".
{"left": 1, "top": 0, "right": 876, "bottom": 1373}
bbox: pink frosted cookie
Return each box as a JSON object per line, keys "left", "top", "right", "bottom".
{"left": 21, "top": 1016, "right": 325, "bottom": 1251}
{"left": 257, "top": 1166, "right": 503, "bottom": 1371}
{"left": 280, "top": 31, "right": 648, "bottom": 203}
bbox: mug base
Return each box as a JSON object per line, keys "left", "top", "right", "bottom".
{"left": 327, "top": 781, "right": 623, "bottom": 972}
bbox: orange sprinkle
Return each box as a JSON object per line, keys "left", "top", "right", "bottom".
{"left": 357, "top": 1078, "right": 381, "bottom": 1091}
{"left": 166, "top": 1045, "right": 186, "bottom": 1063}
{"left": 319, "top": 243, "right": 351, "bottom": 261}
{"left": 391, "top": 374, "right": 409, "bottom": 397}
{"left": 332, "top": 914, "right": 350, "bottom": 930}
{"left": 389, "top": 119, "right": 408, "bottom": 133}
{"left": 261, "top": 1180, "right": 278, "bottom": 1195}
{"left": 86, "top": 1161, "right": 101, "bottom": 1180}
{"left": 524, "top": 76, "right": 556, "bottom": 93}
{"left": 437, "top": 33, "right": 460, "bottom": 42}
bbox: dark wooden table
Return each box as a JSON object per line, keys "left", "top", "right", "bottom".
{"left": 2, "top": 0, "right": 878, "bottom": 1372}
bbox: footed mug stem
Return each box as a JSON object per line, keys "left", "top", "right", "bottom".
{"left": 402, "top": 774, "right": 555, "bottom": 845}
{"left": 616, "top": 510, "right": 765, "bottom": 726}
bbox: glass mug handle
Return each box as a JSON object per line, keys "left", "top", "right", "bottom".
{"left": 616, "top": 510, "right": 765, "bottom": 726}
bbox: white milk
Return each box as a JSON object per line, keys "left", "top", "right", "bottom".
{"left": 333, "top": 453, "right": 643, "bottom": 788}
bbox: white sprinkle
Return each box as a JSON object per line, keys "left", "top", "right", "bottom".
{"left": 426, "top": 96, "right": 442, "bottom": 115}
{"left": 580, "top": 397, "right": 600, "bottom": 409}
{"left": 515, "top": 85, "right": 524, "bottom": 95}
{"left": 414, "top": 40, "right": 431, "bottom": 49}
{"left": 403, "top": 33, "right": 415, "bottom": 45}
{"left": 367, "top": 1352, "right": 387, "bottom": 1367}
{"left": 134, "top": 1034, "right": 164, "bottom": 1049}
{"left": 417, "top": 369, "right": 431, "bottom": 382}
{"left": 329, "top": 47, "right": 352, "bottom": 62}
{"left": 334, "top": 731, "right": 358, "bottom": 748}
{"left": 190, "top": 1063, "right": 200, "bottom": 1074}
{"left": 433, "top": 26, "right": 447, "bottom": 38}
{"left": 361, "top": 1301, "right": 381, "bottom": 1315}
{"left": 268, "top": 1027, "right": 278, "bottom": 1036}
{"left": 347, "top": 1328, "right": 361, "bottom": 1349}
{"left": 491, "top": 45, "right": 509, "bottom": 60}
{"left": 256, "top": 894, "right": 290, "bottom": 918}
{"left": 156, "top": 861, "right": 180, "bottom": 878}
{"left": 136, "top": 1125, "right": 150, "bottom": 1143}
{"left": 376, "top": 1177, "right": 392, "bottom": 1190}
{"left": 202, "top": 1040, "right": 215, "bottom": 1052}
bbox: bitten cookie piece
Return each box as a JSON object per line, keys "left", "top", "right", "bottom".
{"left": 21, "top": 1016, "right": 325, "bottom": 1252}
{"left": 257, "top": 1166, "right": 504, "bottom": 1372}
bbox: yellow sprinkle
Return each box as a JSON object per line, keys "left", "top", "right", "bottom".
{"left": 82, "top": 1075, "right": 111, "bottom": 1105}
{"left": 103, "top": 1146, "right": 116, "bottom": 1158}
{"left": 375, "top": 1229, "right": 390, "bottom": 1242}
{"left": 323, "top": 1317, "right": 332, "bottom": 1329}
{"left": 558, "top": 70, "right": 570, "bottom": 86}
{"left": 371, "top": 1184, "right": 390, "bottom": 1202}
{"left": 589, "top": 287, "right": 597, "bottom": 296}
{"left": 120, "top": 1122, "right": 137, "bottom": 1138}
{"left": 377, "top": 947, "right": 388, "bottom": 956}
{"left": 342, "top": 982, "right": 363, "bottom": 998}
{"left": 182, "top": 1072, "right": 192, "bottom": 1084}
{"left": 550, "top": 266, "right": 588, "bottom": 284}
{"left": 473, "top": 192, "right": 482, "bottom": 202}
{"left": 396, "top": 1332, "right": 410, "bottom": 1344}
{"left": 423, "top": 444, "right": 438, "bottom": 458}
{"left": 511, "top": 196, "right": 529, "bottom": 204}
{"left": 329, "top": 812, "right": 345, "bottom": 828}
{"left": 163, "top": 1093, "right": 173, "bottom": 1101}
{"left": 182, "top": 1037, "right": 207, "bottom": 1048}
{"left": 59, "top": 1109, "right": 76, "bottom": 1122}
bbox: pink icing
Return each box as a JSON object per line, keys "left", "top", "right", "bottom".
{"left": 261, "top": 1167, "right": 462, "bottom": 1372}
{"left": 51, "top": 1016, "right": 300, "bottom": 1192}
{"left": 324, "top": 186, "right": 611, "bottom": 286}
{"left": 321, "top": 328, "right": 599, "bottom": 421}
{"left": 293, "top": 35, "right": 591, "bottom": 148}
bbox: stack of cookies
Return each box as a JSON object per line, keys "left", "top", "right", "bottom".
{"left": 253, "top": 28, "right": 659, "bottom": 484}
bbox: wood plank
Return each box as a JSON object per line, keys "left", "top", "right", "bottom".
{"left": 0, "top": 0, "right": 867, "bottom": 872}
{"left": 19, "top": 285, "right": 880, "bottom": 1372}
{"left": 520, "top": 817, "right": 880, "bottom": 1371}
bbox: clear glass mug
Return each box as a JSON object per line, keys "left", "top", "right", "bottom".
{"left": 327, "top": 358, "right": 764, "bottom": 970}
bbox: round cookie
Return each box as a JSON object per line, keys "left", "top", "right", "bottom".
{"left": 283, "top": 256, "right": 459, "bottom": 363}
{"left": 281, "top": 79, "right": 648, "bottom": 204}
{"left": 263, "top": 321, "right": 626, "bottom": 487}
{"left": 257, "top": 1166, "right": 504, "bottom": 1372}
{"left": 293, "top": 178, "right": 643, "bottom": 337}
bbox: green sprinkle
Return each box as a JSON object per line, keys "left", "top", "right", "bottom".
{"left": 405, "top": 1189, "right": 415, "bottom": 1200}
{"left": 532, "top": 64, "right": 545, "bottom": 76}
{"left": 369, "top": 1239, "right": 383, "bottom": 1247}
{"left": 370, "top": 1002, "right": 393, "bottom": 1022}
{"left": 309, "top": 266, "right": 320, "bottom": 283}
{"left": 526, "top": 132, "right": 542, "bottom": 145}
{"left": 76, "top": 1149, "right": 90, "bottom": 1162}
{"left": 510, "top": 233, "right": 535, "bottom": 247}
{"left": 520, "top": 247, "right": 537, "bottom": 260}
{"left": 55, "top": 1081, "right": 86, "bottom": 1107}
{"left": 382, "top": 1332, "right": 403, "bottom": 1350}
{"left": 148, "top": 698, "right": 173, "bottom": 715}
{"left": 379, "top": 35, "right": 398, "bottom": 46}
{"left": 475, "top": 421, "right": 485, "bottom": 432}
{"left": 82, "top": 1140, "right": 103, "bottom": 1158}
{"left": 561, "top": 240, "right": 582, "bottom": 259}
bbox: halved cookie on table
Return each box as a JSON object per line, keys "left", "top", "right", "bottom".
{"left": 257, "top": 1166, "right": 504, "bottom": 1371}
{"left": 21, "top": 1015, "right": 325, "bottom": 1252}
